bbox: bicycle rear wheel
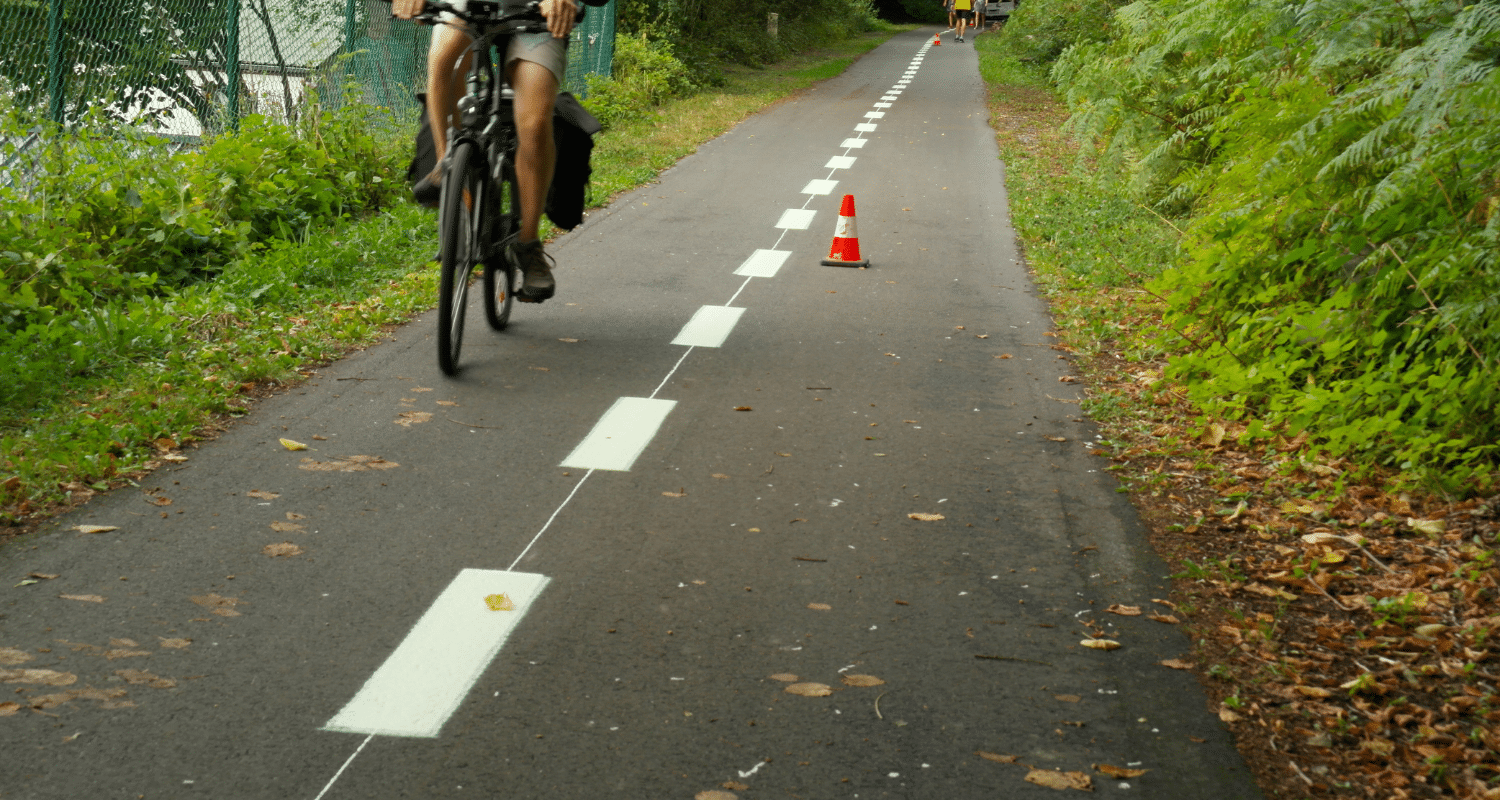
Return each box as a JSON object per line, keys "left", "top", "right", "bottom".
{"left": 483, "top": 167, "right": 520, "bottom": 331}
{"left": 437, "top": 141, "right": 484, "bottom": 376}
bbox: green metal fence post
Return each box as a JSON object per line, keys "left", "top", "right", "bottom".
{"left": 344, "top": 0, "right": 358, "bottom": 53}
{"left": 45, "top": 0, "right": 64, "bottom": 125}
{"left": 225, "top": 0, "right": 241, "bottom": 130}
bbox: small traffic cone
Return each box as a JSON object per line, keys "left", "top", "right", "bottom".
{"left": 821, "top": 195, "right": 870, "bottom": 268}
{"left": 933, "top": 33, "right": 941, "bottom": 46}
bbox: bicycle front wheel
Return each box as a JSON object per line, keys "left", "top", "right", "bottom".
{"left": 437, "top": 141, "right": 484, "bottom": 376}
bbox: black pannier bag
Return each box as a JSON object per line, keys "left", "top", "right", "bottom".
{"left": 405, "top": 91, "right": 601, "bottom": 231}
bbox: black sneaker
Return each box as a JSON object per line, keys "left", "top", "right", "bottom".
{"left": 509, "top": 238, "right": 555, "bottom": 303}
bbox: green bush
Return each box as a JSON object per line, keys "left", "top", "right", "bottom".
{"left": 583, "top": 34, "right": 697, "bottom": 129}
{"left": 998, "top": 0, "right": 1129, "bottom": 64}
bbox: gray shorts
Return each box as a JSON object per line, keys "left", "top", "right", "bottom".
{"left": 439, "top": 2, "right": 569, "bottom": 86}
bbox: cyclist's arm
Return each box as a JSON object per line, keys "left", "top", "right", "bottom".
{"left": 539, "top": 0, "right": 580, "bottom": 39}
{"left": 390, "top": 0, "right": 425, "bottom": 21}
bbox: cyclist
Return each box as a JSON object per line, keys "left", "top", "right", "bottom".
{"left": 393, "top": 0, "right": 598, "bottom": 302}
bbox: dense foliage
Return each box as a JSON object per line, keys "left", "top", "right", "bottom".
{"left": 1030, "top": 0, "right": 1500, "bottom": 490}
{"left": 616, "top": 0, "right": 880, "bottom": 75}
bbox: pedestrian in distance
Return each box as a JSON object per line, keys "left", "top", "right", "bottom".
{"left": 973, "top": 1, "right": 985, "bottom": 33}
{"left": 952, "top": 0, "right": 971, "bottom": 41}
{"left": 945, "top": 0, "right": 956, "bottom": 32}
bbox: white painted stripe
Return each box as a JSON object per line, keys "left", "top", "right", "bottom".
{"left": 825, "top": 156, "right": 857, "bottom": 169}
{"left": 322, "top": 569, "right": 550, "bottom": 738}
{"left": 881, "top": 96, "right": 898, "bottom": 101}
{"left": 776, "top": 208, "right": 817, "bottom": 229}
{"left": 855, "top": 123, "right": 877, "bottom": 132}
{"left": 560, "top": 397, "right": 677, "bottom": 471}
{"left": 802, "top": 179, "right": 839, "bottom": 195}
{"left": 863, "top": 112, "right": 885, "bottom": 119}
{"left": 841, "top": 138, "right": 868, "bottom": 149}
{"left": 735, "top": 249, "right": 792, "bottom": 278}
{"left": 873, "top": 103, "right": 892, "bottom": 108}
{"left": 672, "top": 305, "right": 746, "bottom": 348}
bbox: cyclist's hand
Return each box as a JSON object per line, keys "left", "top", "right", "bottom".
{"left": 539, "top": 0, "right": 581, "bottom": 39}
{"left": 391, "top": 0, "right": 425, "bottom": 20}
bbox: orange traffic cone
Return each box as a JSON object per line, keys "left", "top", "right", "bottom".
{"left": 933, "top": 33, "right": 941, "bottom": 46}
{"left": 821, "top": 195, "right": 870, "bottom": 268}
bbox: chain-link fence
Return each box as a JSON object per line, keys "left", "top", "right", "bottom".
{"left": 0, "top": 0, "right": 615, "bottom": 141}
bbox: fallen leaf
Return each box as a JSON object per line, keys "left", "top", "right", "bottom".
{"left": 394, "top": 411, "right": 433, "bottom": 427}
{"left": 115, "top": 669, "right": 175, "bottom": 689}
{"left": 1055, "top": 694, "right": 1081, "bottom": 703}
{"left": 530, "top": 366, "right": 550, "bottom": 372}
{"left": 558, "top": 338, "right": 580, "bottom": 343}
{"left": 776, "top": 452, "right": 791, "bottom": 457}
{"left": 1148, "top": 613, "right": 1180, "bottom": 624}
{"left": 1105, "top": 604, "right": 1142, "bottom": 616}
{"left": 191, "top": 593, "right": 243, "bottom": 609}
{"left": 1160, "top": 659, "right": 1193, "bottom": 670}
{"left": 1094, "top": 764, "right": 1148, "bottom": 779}
{"left": 311, "top": 435, "right": 328, "bottom": 440}
{"left": 842, "top": 674, "right": 885, "bottom": 687}
{"left": 976, "top": 334, "right": 989, "bottom": 339}
{"left": 162, "top": 454, "right": 189, "bottom": 462}
{"left": 977, "top": 751, "right": 1019, "bottom": 764}
{"left": 662, "top": 490, "right": 687, "bottom": 498}
{"left": 784, "top": 682, "right": 833, "bottom": 697}
{"left": 721, "top": 782, "right": 750, "bottom": 791}
{"left": 279, "top": 438, "right": 308, "bottom": 451}
{"left": 0, "top": 648, "right": 33, "bottom": 666}
{"left": 807, "top": 603, "right": 832, "bottom": 611}
{"left": 59, "top": 594, "right": 105, "bottom": 603}
{"left": 104, "top": 649, "right": 150, "bottom": 660}
{"left": 789, "top": 518, "right": 807, "bottom": 523}
{"left": 0, "top": 668, "right": 77, "bottom": 686}
{"left": 1407, "top": 517, "right": 1445, "bottom": 535}
{"left": 1025, "top": 769, "right": 1092, "bottom": 790}
{"left": 246, "top": 490, "right": 280, "bottom": 500}
{"left": 145, "top": 494, "right": 172, "bottom": 507}
{"left": 1201, "top": 423, "right": 1226, "bottom": 447}
{"left": 1044, "top": 435, "right": 1068, "bottom": 442}
{"left": 71, "top": 525, "right": 118, "bottom": 534}
{"left": 734, "top": 406, "right": 753, "bottom": 411}
{"left": 411, "top": 386, "right": 434, "bottom": 392}
{"left": 955, "top": 326, "right": 966, "bottom": 330}
{"left": 299, "top": 456, "right": 399, "bottom": 472}
{"left": 768, "top": 673, "right": 799, "bottom": 682}
{"left": 903, "top": 420, "right": 918, "bottom": 424}
{"left": 285, "top": 512, "right": 305, "bottom": 521}
{"left": 27, "top": 572, "right": 58, "bottom": 580}
{"left": 262, "top": 542, "right": 303, "bottom": 558}
{"left": 995, "top": 354, "right": 1013, "bottom": 359}
{"left": 908, "top": 513, "right": 945, "bottom": 521}
{"left": 436, "top": 400, "right": 459, "bottom": 406}
{"left": 1058, "top": 376, "right": 1079, "bottom": 383}
{"left": 158, "top": 638, "right": 191, "bottom": 649}
{"left": 1294, "top": 685, "right": 1333, "bottom": 698}
{"left": 711, "top": 474, "right": 730, "bottom": 479}
{"left": 695, "top": 792, "right": 737, "bottom": 800}
{"left": 212, "top": 608, "right": 241, "bottom": 617}
{"left": 110, "top": 638, "right": 138, "bottom": 648}
{"left": 1218, "top": 708, "right": 1241, "bottom": 723}
{"left": 269, "top": 521, "right": 304, "bottom": 533}
{"left": 1079, "top": 639, "right": 1121, "bottom": 650}
{"left": 0, "top": 701, "right": 19, "bottom": 716}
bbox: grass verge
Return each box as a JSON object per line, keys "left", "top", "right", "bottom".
{"left": 976, "top": 27, "right": 1500, "bottom": 800}
{"left": 0, "top": 29, "right": 903, "bottom": 542}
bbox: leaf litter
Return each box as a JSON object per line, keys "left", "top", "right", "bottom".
{"left": 299, "top": 455, "right": 398, "bottom": 472}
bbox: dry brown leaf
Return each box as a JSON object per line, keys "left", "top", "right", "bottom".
{"left": 110, "top": 638, "right": 138, "bottom": 648}
{"left": 1218, "top": 708, "right": 1242, "bottom": 723}
{"left": 734, "top": 406, "right": 753, "bottom": 411}
{"left": 1079, "top": 639, "right": 1121, "bottom": 650}
{"left": 212, "top": 608, "right": 241, "bottom": 617}
{"left": 1055, "top": 694, "right": 1082, "bottom": 703}
{"left": 115, "top": 669, "right": 175, "bottom": 689}
{"left": 1025, "top": 769, "right": 1092, "bottom": 791}
{"left": 162, "top": 454, "right": 189, "bottom": 462}
{"left": 807, "top": 603, "right": 832, "bottom": 611}
{"left": 1160, "top": 659, "right": 1193, "bottom": 670}
{"left": 144, "top": 494, "right": 172, "bottom": 507}
{"left": 721, "top": 781, "right": 750, "bottom": 791}
{"left": 394, "top": 411, "right": 433, "bottom": 427}
{"left": 279, "top": 438, "right": 308, "bottom": 451}
{"left": 0, "top": 668, "right": 77, "bottom": 686}
{"left": 269, "top": 521, "right": 304, "bottom": 533}
{"left": 841, "top": 674, "right": 885, "bottom": 687}
{"left": 436, "top": 400, "right": 458, "bottom": 406}
{"left": 410, "top": 386, "right": 433, "bottom": 392}
{"left": 0, "top": 701, "right": 20, "bottom": 716}
{"left": 27, "top": 572, "right": 58, "bottom": 580}
{"left": 262, "top": 542, "right": 304, "bottom": 558}
{"left": 977, "top": 751, "right": 1019, "bottom": 764}
{"left": 158, "top": 638, "right": 191, "bottom": 650}
{"left": 558, "top": 338, "right": 580, "bottom": 343}
{"left": 1106, "top": 604, "right": 1142, "bottom": 616}
{"left": 1094, "top": 764, "right": 1148, "bottom": 779}
{"left": 59, "top": 594, "right": 105, "bottom": 603}
{"left": 246, "top": 490, "right": 280, "bottom": 500}
{"left": 104, "top": 649, "right": 150, "bottom": 660}
{"left": 662, "top": 490, "right": 687, "bottom": 498}
{"left": 191, "top": 593, "right": 242, "bottom": 609}
{"left": 0, "top": 648, "right": 33, "bottom": 666}
{"left": 299, "top": 456, "right": 399, "bottom": 472}
{"left": 784, "top": 682, "right": 833, "bottom": 697}
{"left": 71, "top": 525, "right": 118, "bottom": 534}
{"left": 1148, "top": 613, "right": 1180, "bottom": 624}
{"left": 1044, "top": 435, "right": 1068, "bottom": 442}
{"left": 768, "top": 673, "right": 799, "bottom": 682}
{"left": 1058, "top": 376, "right": 1079, "bottom": 383}
{"left": 711, "top": 473, "right": 730, "bottom": 479}
{"left": 908, "top": 513, "right": 945, "bottom": 521}
{"left": 1294, "top": 685, "right": 1333, "bottom": 698}
{"left": 285, "top": 512, "right": 305, "bottom": 521}
{"left": 1201, "top": 423, "right": 1226, "bottom": 447}
{"left": 995, "top": 354, "right": 1013, "bottom": 359}
{"left": 695, "top": 792, "right": 737, "bottom": 800}
{"left": 311, "top": 435, "right": 327, "bottom": 440}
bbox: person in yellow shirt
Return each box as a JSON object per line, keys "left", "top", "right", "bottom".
{"left": 953, "top": 0, "right": 972, "bottom": 41}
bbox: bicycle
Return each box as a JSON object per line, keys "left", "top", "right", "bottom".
{"left": 399, "top": 0, "right": 560, "bottom": 375}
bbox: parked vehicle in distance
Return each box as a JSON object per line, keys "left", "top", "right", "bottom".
{"left": 986, "top": 1, "right": 1015, "bottom": 18}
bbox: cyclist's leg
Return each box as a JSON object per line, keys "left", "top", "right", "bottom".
{"left": 504, "top": 36, "right": 564, "bottom": 301}
{"left": 416, "top": 21, "right": 474, "bottom": 203}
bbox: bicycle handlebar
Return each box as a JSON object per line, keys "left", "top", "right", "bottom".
{"left": 377, "top": 0, "right": 577, "bottom": 34}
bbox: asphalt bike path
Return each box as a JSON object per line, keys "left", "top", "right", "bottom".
{"left": 0, "top": 27, "right": 1263, "bottom": 799}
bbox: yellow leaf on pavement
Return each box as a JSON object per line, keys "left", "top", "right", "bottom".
{"left": 279, "top": 438, "right": 308, "bottom": 451}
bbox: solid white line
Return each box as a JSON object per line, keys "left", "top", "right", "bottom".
{"left": 825, "top": 156, "right": 856, "bottom": 169}
{"left": 735, "top": 249, "right": 793, "bottom": 278}
{"left": 311, "top": 734, "right": 374, "bottom": 800}
{"left": 672, "top": 305, "right": 746, "bottom": 348}
{"left": 801, "top": 179, "right": 839, "bottom": 195}
{"left": 724, "top": 275, "right": 756, "bottom": 307}
{"left": 560, "top": 397, "right": 678, "bottom": 471}
{"left": 506, "top": 470, "right": 595, "bottom": 570}
{"left": 776, "top": 208, "right": 817, "bottom": 229}
{"left": 322, "top": 570, "right": 550, "bottom": 738}
{"left": 650, "top": 347, "right": 695, "bottom": 399}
